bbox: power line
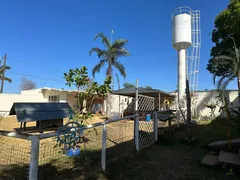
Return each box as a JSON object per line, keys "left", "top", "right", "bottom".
{"left": 8, "top": 71, "right": 65, "bottom": 83}
{"left": 7, "top": 58, "right": 65, "bottom": 73}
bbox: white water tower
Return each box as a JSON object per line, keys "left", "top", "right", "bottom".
{"left": 172, "top": 6, "right": 201, "bottom": 122}
{"left": 172, "top": 7, "right": 192, "bottom": 104}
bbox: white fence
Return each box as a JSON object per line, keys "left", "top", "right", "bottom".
{"left": 0, "top": 113, "right": 159, "bottom": 180}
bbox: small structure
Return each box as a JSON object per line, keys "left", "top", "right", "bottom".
{"left": 112, "top": 87, "right": 174, "bottom": 111}
{"left": 9, "top": 102, "right": 72, "bottom": 131}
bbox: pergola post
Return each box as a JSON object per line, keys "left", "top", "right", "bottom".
{"left": 158, "top": 92, "right": 161, "bottom": 111}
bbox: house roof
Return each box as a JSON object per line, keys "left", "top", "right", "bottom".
{"left": 9, "top": 102, "right": 72, "bottom": 122}
{"left": 112, "top": 87, "right": 174, "bottom": 98}
{"left": 41, "top": 87, "right": 81, "bottom": 93}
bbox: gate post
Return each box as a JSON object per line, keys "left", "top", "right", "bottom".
{"left": 101, "top": 123, "right": 107, "bottom": 171}
{"left": 134, "top": 115, "right": 139, "bottom": 152}
{"left": 29, "top": 136, "right": 40, "bottom": 180}
{"left": 154, "top": 112, "right": 158, "bottom": 141}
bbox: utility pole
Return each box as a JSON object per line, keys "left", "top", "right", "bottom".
{"left": 0, "top": 53, "right": 7, "bottom": 93}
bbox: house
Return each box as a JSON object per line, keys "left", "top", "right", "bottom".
{"left": 0, "top": 87, "right": 103, "bottom": 117}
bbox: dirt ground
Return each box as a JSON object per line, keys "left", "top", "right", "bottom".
{"left": 0, "top": 114, "right": 106, "bottom": 132}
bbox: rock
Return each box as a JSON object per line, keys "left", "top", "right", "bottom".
{"left": 219, "top": 150, "right": 240, "bottom": 166}
{"left": 208, "top": 138, "right": 240, "bottom": 150}
{"left": 191, "top": 120, "right": 197, "bottom": 125}
{"left": 201, "top": 154, "right": 219, "bottom": 166}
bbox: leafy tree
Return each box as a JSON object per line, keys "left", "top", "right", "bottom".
{"left": 123, "top": 82, "right": 135, "bottom": 88}
{"left": 212, "top": 38, "right": 240, "bottom": 104}
{"left": 207, "top": 0, "right": 240, "bottom": 84}
{"left": 145, "top": 85, "right": 152, "bottom": 89}
{"left": 89, "top": 33, "right": 131, "bottom": 87}
{"left": 123, "top": 82, "right": 152, "bottom": 89}
{"left": 20, "top": 77, "right": 36, "bottom": 90}
{"left": 64, "top": 66, "right": 111, "bottom": 124}
{"left": 215, "top": 77, "right": 233, "bottom": 149}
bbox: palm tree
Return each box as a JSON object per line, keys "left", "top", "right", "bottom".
{"left": 0, "top": 65, "right": 12, "bottom": 93}
{"left": 213, "top": 37, "right": 240, "bottom": 104}
{"left": 89, "top": 33, "right": 131, "bottom": 89}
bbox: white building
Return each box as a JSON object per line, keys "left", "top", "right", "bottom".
{"left": 0, "top": 88, "right": 78, "bottom": 117}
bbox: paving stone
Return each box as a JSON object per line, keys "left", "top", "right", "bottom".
{"left": 219, "top": 150, "right": 240, "bottom": 166}
{"left": 208, "top": 138, "right": 240, "bottom": 150}
{"left": 201, "top": 154, "right": 219, "bottom": 166}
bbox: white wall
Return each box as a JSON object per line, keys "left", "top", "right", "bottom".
{"left": 195, "top": 90, "right": 239, "bottom": 118}
{"left": 66, "top": 94, "right": 76, "bottom": 108}
{"left": 0, "top": 89, "right": 77, "bottom": 117}
{"left": 106, "top": 94, "right": 133, "bottom": 117}
{"left": 0, "top": 89, "right": 46, "bottom": 116}
{"left": 171, "top": 90, "right": 239, "bottom": 119}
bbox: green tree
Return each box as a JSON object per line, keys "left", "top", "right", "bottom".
{"left": 145, "top": 85, "right": 152, "bottom": 89}
{"left": 215, "top": 76, "right": 234, "bottom": 149}
{"left": 123, "top": 82, "right": 152, "bottom": 89}
{"left": 64, "top": 66, "right": 111, "bottom": 124}
{"left": 207, "top": 0, "right": 240, "bottom": 84}
{"left": 123, "top": 82, "right": 135, "bottom": 88}
{"left": 89, "top": 33, "right": 131, "bottom": 83}
{"left": 212, "top": 38, "right": 240, "bottom": 104}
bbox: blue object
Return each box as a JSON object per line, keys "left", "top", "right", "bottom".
{"left": 69, "top": 109, "right": 73, "bottom": 120}
{"left": 146, "top": 114, "right": 151, "bottom": 122}
{"left": 66, "top": 148, "right": 81, "bottom": 157}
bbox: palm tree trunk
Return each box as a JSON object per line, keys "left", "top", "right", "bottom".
{"left": 224, "top": 96, "right": 231, "bottom": 150}
{"left": 237, "top": 75, "right": 240, "bottom": 106}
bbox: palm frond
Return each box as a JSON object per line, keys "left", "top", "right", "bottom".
{"left": 106, "top": 65, "right": 112, "bottom": 77}
{"left": 4, "top": 77, "right": 12, "bottom": 83}
{"left": 92, "top": 59, "right": 106, "bottom": 77}
{"left": 0, "top": 76, "right": 12, "bottom": 83}
{"left": 115, "top": 72, "right": 120, "bottom": 89}
{"left": 89, "top": 47, "right": 106, "bottom": 58}
{"left": 95, "top": 33, "right": 111, "bottom": 48}
{"left": 216, "top": 76, "right": 227, "bottom": 90}
{"left": 112, "top": 61, "right": 126, "bottom": 79}
{"left": 118, "top": 48, "right": 131, "bottom": 57}
{"left": 213, "top": 55, "right": 233, "bottom": 64}
{"left": 112, "top": 39, "right": 128, "bottom": 49}
{"left": 216, "top": 75, "right": 234, "bottom": 91}
{"left": 0, "top": 65, "right": 11, "bottom": 72}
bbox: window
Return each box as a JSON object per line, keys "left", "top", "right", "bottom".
{"left": 48, "top": 96, "right": 60, "bottom": 102}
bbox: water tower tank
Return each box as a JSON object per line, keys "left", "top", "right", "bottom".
{"left": 172, "top": 8, "right": 192, "bottom": 50}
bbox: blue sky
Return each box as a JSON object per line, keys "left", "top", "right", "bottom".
{"left": 0, "top": 0, "right": 235, "bottom": 93}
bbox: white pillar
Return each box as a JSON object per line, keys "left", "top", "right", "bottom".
{"left": 134, "top": 115, "right": 139, "bottom": 151}
{"left": 29, "top": 136, "right": 40, "bottom": 180}
{"left": 101, "top": 124, "right": 106, "bottom": 171}
{"left": 177, "top": 49, "right": 187, "bottom": 126}
{"left": 178, "top": 49, "right": 186, "bottom": 102}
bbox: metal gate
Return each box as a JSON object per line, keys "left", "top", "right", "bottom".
{"left": 137, "top": 94, "right": 155, "bottom": 149}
